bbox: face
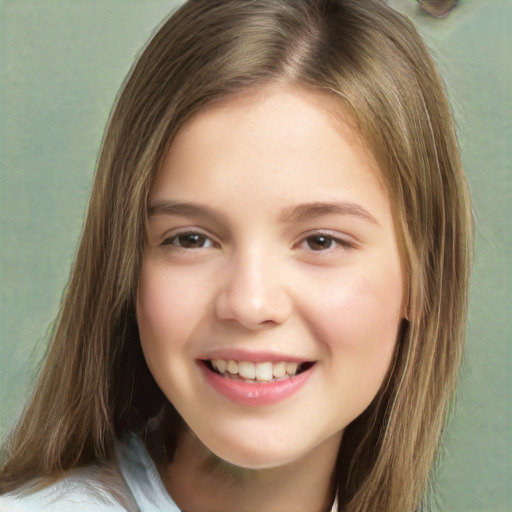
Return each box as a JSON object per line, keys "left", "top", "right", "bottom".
{"left": 137, "top": 88, "right": 404, "bottom": 470}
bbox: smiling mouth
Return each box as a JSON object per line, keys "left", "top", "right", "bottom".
{"left": 202, "top": 359, "right": 315, "bottom": 383}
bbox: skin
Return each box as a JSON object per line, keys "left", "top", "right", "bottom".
{"left": 137, "top": 87, "right": 404, "bottom": 512}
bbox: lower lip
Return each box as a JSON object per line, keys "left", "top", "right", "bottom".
{"left": 201, "top": 363, "right": 314, "bottom": 406}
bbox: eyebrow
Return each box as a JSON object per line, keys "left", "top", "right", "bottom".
{"left": 149, "top": 200, "right": 219, "bottom": 219}
{"left": 148, "top": 200, "right": 379, "bottom": 226}
{"left": 279, "top": 201, "right": 379, "bottom": 225}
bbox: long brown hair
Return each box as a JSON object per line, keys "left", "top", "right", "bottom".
{"left": 0, "top": 1, "right": 472, "bottom": 510}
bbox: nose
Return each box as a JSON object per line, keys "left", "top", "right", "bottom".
{"left": 215, "top": 250, "right": 292, "bottom": 329}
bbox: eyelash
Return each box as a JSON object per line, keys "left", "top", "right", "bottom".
{"left": 161, "top": 230, "right": 355, "bottom": 254}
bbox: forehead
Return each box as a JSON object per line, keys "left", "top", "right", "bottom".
{"left": 151, "top": 87, "right": 386, "bottom": 205}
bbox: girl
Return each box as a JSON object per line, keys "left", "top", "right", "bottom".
{"left": 0, "top": 1, "right": 472, "bottom": 511}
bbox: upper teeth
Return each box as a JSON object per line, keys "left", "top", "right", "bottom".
{"left": 211, "top": 360, "right": 301, "bottom": 381}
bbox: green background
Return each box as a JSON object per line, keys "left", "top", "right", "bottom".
{"left": 1, "top": 1, "right": 510, "bottom": 510}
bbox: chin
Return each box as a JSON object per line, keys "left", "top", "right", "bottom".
{"left": 196, "top": 425, "right": 339, "bottom": 472}
{"left": 211, "top": 446, "right": 300, "bottom": 471}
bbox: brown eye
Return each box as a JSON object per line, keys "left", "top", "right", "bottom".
{"left": 299, "top": 232, "right": 355, "bottom": 253}
{"left": 305, "top": 235, "right": 336, "bottom": 251}
{"left": 168, "top": 232, "right": 213, "bottom": 249}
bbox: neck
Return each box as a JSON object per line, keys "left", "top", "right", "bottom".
{"left": 158, "top": 429, "right": 340, "bottom": 512}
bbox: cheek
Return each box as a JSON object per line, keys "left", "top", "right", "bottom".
{"left": 305, "top": 267, "right": 403, "bottom": 378}
{"left": 136, "top": 265, "right": 208, "bottom": 358}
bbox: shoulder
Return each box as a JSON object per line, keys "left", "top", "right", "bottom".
{"left": 0, "top": 461, "right": 138, "bottom": 512}
{"left": 0, "top": 434, "right": 181, "bottom": 512}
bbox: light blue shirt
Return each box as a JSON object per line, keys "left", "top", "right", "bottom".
{"left": 1, "top": 435, "right": 340, "bottom": 511}
{"left": 0, "top": 435, "right": 181, "bottom": 511}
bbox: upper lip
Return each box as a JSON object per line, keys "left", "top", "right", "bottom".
{"left": 198, "top": 348, "right": 313, "bottom": 363}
